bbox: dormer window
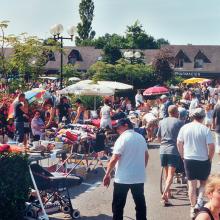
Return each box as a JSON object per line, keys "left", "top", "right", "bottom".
{"left": 68, "top": 49, "right": 82, "bottom": 64}
{"left": 175, "top": 58, "right": 184, "bottom": 68}
{"left": 194, "top": 50, "right": 210, "bottom": 68}
{"left": 48, "top": 51, "right": 55, "bottom": 61}
{"left": 194, "top": 59, "right": 203, "bottom": 68}
{"left": 174, "top": 49, "right": 191, "bottom": 68}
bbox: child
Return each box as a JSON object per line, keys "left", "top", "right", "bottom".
{"left": 204, "top": 104, "right": 213, "bottom": 129}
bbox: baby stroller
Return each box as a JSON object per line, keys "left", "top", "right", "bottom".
{"left": 24, "top": 163, "right": 82, "bottom": 220}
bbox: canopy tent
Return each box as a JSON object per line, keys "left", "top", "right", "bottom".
{"left": 39, "top": 76, "right": 58, "bottom": 80}
{"left": 58, "top": 83, "right": 114, "bottom": 96}
{"left": 182, "top": 77, "right": 207, "bottom": 84}
{"left": 68, "top": 77, "right": 81, "bottom": 81}
{"left": 143, "top": 86, "right": 169, "bottom": 96}
{"left": 75, "top": 80, "right": 133, "bottom": 91}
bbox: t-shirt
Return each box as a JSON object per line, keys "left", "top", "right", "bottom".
{"left": 157, "top": 117, "right": 184, "bottom": 155}
{"left": 189, "top": 98, "right": 199, "bottom": 114}
{"left": 213, "top": 104, "right": 220, "bottom": 133}
{"left": 135, "top": 94, "right": 143, "bottom": 107}
{"left": 177, "top": 122, "right": 213, "bottom": 161}
{"left": 113, "top": 129, "right": 148, "bottom": 184}
{"left": 14, "top": 101, "right": 25, "bottom": 122}
{"left": 100, "top": 104, "right": 111, "bottom": 120}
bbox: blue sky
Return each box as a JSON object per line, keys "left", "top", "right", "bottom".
{"left": 1, "top": 0, "right": 220, "bottom": 45}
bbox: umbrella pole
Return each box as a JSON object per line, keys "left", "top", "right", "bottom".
{"left": 94, "top": 96, "right": 96, "bottom": 110}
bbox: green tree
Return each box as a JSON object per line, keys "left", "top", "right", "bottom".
{"left": 7, "top": 34, "right": 53, "bottom": 87}
{"left": 76, "top": 0, "right": 96, "bottom": 45}
{"left": 156, "top": 38, "right": 170, "bottom": 48}
{"left": 102, "top": 44, "right": 122, "bottom": 64}
{"left": 0, "top": 20, "right": 10, "bottom": 80}
{"left": 125, "top": 20, "right": 158, "bottom": 49}
{"left": 88, "top": 60, "right": 155, "bottom": 90}
{"left": 152, "top": 48, "right": 174, "bottom": 85}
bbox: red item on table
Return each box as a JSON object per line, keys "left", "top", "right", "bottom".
{"left": 91, "top": 119, "right": 117, "bottom": 128}
{"left": 66, "top": 131, "right": 78, "bottom": 141}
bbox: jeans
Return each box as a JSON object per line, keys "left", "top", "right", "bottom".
{"left": 112, "top": 182, "right": 147, "bottom": 220}
{"left": 15, "top": 122, "right": 24, "bottom": 143}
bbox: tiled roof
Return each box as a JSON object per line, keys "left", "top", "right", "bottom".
{"left": 163, "top": 45, "right": 220, "bottom": 73}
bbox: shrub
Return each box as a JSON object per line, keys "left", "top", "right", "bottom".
{"left": 0, "top": 153, "right": 31, "bottom": 220}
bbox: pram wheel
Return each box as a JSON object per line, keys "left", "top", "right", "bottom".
{"left": 71, "top": 209, "right": 80, "bottom": 219}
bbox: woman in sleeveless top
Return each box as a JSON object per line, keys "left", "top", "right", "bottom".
{"left": 74, "top": 99, "right": 84, "bottom": 124}
{"left": 195, "top": 174, "right": 220, "bottom": 220}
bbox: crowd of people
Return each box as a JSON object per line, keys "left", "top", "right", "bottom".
{"left": 2, "top": 79, "right": 220, "bottom": 219}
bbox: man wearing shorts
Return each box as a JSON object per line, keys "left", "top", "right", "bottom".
{"left": 157, "top": 105, "right": 184, "bottom": 206}
{"left": 177, "top": 108, "right": 215, "bottom": 218}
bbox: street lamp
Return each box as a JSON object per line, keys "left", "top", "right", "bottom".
{"left": 124, "top": 50, "right": 141, "bottom": 64}
{"left": 50, "top": 24, "right": 77, "bottom": 89}
{"left": 124, "top": 50, "right": 141, "bottom": 85}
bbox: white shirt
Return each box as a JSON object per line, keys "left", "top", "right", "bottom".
{"left": 100, "top": 104, "right": 111, "bottom": 120}
{"left": 135, "top": 93, "right": 143, "bottom": 107}
{"left": 189, "top": 98, "right": 199, "bottom": 114}
{"left": 113, "top": 129, "right": 148, "bottom": 184}
{"left": 177, "top": 122, "right": 214, "bottom": 161}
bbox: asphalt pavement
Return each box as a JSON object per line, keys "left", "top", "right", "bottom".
{"left": 49, "top": 143, "right": 220, "bottom": 220}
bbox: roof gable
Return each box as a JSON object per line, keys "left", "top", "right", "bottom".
{"left": 194, "top": 50, "right": 211, "bottom": 63}
{"left": 175, "top": 49, "right": 191, "bottom": 62}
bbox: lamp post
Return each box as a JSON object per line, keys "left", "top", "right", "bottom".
{"left": 123, "top": 50, "right": 141, "bottom": 84}
{"left": 50, "top": 24, "right": 77, "bottom": 89}
{"left": 124, "top": 50, "right": 141, "bottom": 64}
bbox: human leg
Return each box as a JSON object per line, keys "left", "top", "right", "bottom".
{"left": 188, "top": 180, "right": 197, "bottom": 207}
{"left": 15, "top": 122, "right": 24, "bottom": 143}
{"left": 112, "top": 182, "right": 129, "bottom": 220}
{"left": 162, "top": 166, "right": 176, "bottom": 201}
{"left": 130, "top": 183, "right": 147, "bottom": 220}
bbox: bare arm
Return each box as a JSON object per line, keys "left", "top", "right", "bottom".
{"left": 177, "top": 141, "right": 184, "bottom": 159}
{"left": 103, "top": 154, "right": 120, "bottom": 187}
{"left": 195, "top": 212, "right": 212, "bottom": 220}
{"left": 208, "top": 143, "right": 215, "bottom": 160}
{"left": 145, "top": 151, "right": 149, "bottom": 167}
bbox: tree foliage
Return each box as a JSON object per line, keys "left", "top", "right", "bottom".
{"left": 76, "top": 0, "right": 95, "bottom": 44}
{"left": 152, "top": 48, "right": 174, "bottom": 85}
{"left": 77, "top": 20, "right": 169, "bottom": 51}
{"left": 88, "top": 60, "right": 155, "bottom": 90}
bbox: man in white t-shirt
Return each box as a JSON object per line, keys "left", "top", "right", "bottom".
{"left": 177, "top": 108, "right": 215, "bottom": 218}
{"left": 103, "top": 118, "right": 149, "bottom": 220}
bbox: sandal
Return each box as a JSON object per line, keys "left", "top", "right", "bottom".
{"left": 160, "top": 199, "right": 172, "bottom": 207}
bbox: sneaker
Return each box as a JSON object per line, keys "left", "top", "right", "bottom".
{"left": 190, "top": 207, "right": 196, "bottom": 219}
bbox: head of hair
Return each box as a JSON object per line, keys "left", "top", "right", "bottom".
{"left": 18, "top": 93, "right": 25, "bottom": 99}
{"left": 75, "top": 98, "right": 82, "bottom": 104}
{"left": 60, "top": 96, "right": 67, "bottom": 103}
{"left": 191, "top": 92, "right": 196, "bottom": 98}
{"left": 104, "top": 98, "right": 109, "bottom": 105}
{"left": 168, "top": 105, "right": 178, "bottom": 116}
{"left": 205, "top": 174, "right": 220, "bottom": 196}
{"left": 34, "top": 110, "right": 41, "bottom": 115}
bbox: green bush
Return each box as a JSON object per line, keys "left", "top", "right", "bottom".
{"left": 0, "top": 153, "right": 31, "bottom": 220}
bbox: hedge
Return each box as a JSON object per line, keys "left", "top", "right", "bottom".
{"left": 0, "top": 153, "right": 31, "bottom": 220}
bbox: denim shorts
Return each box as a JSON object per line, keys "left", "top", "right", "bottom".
{"left": 160, "top": 154, "right": 180, "bottom": 169}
